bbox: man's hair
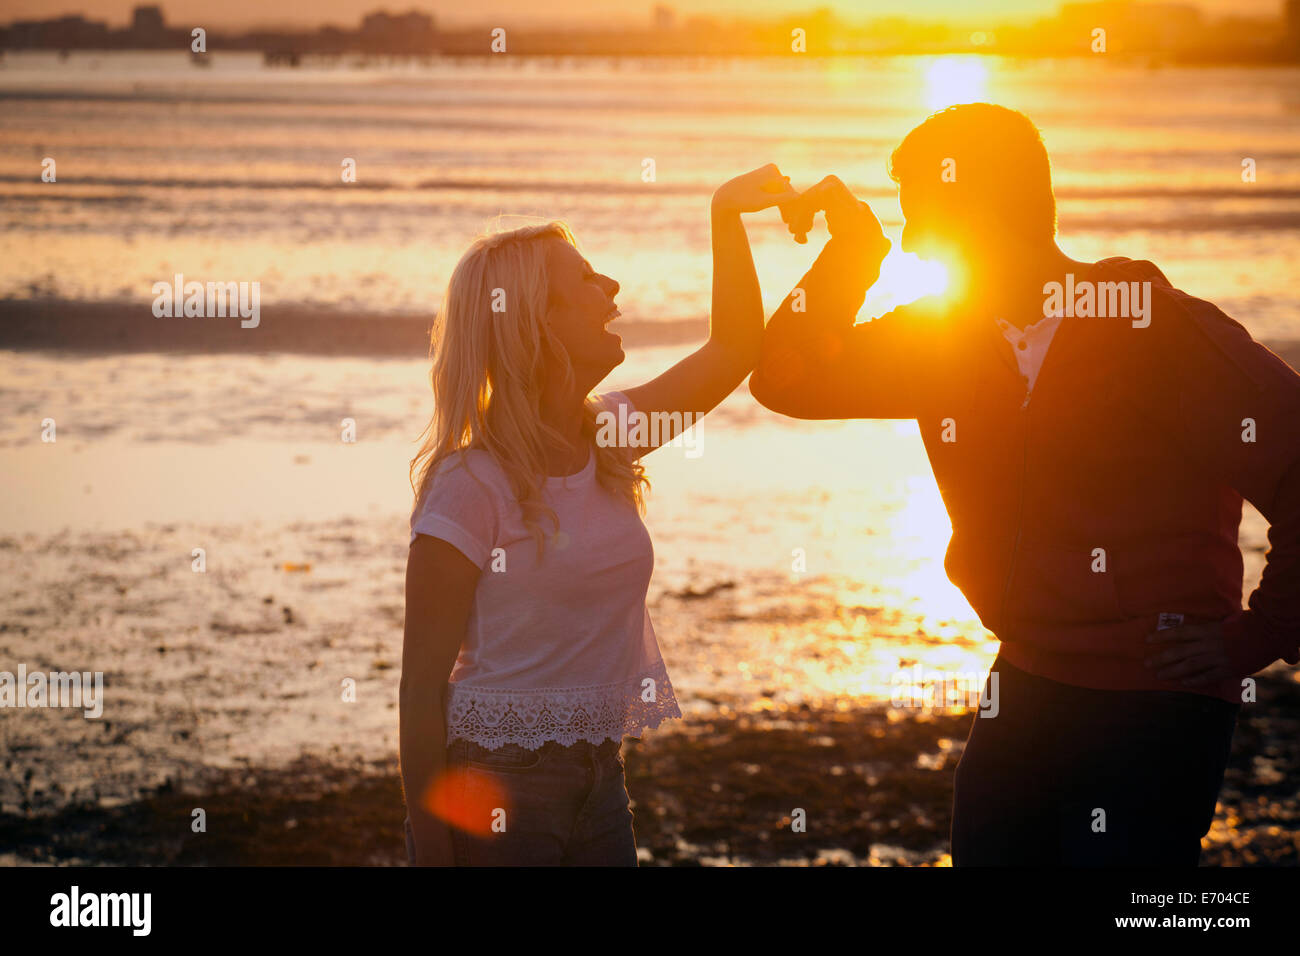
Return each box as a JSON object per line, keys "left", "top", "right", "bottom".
{"left": 888, "top": 103, "right": 1058, "bottom": 243}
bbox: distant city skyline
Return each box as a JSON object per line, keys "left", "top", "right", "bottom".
{"left": 0, "top": 0, "right": 1287, "bottom": 32}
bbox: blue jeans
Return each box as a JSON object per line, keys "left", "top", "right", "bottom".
{"left": 405, "top": 737, "right": 638, "bottom": 866}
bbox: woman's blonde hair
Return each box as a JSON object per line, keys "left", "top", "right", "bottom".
{"left": 410, "top": 220, "right": 647, "bottom": 555}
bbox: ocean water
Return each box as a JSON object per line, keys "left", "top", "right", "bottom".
{"left": 0, "top": 53, "right": 1289, "bottom": 781}
{"left": 1, "top": 51, "right": 1299, "bottom": 335}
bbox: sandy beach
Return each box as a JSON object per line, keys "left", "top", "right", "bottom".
{"left": 3, "top": 674, "right": 1295, "bottom": 866}
{"left": 0, "top": 327, "right": 1295, "bottom": 867}
{"left": 0, "top": 504, "right": 1295, "bottom": 867}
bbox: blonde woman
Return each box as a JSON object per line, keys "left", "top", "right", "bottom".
{"left": 400, "top": 164, "right": 799, "bottom": 866}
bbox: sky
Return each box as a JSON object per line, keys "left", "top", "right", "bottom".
{"left": 1, "top": 0, "right": 1286, "bottom": 31}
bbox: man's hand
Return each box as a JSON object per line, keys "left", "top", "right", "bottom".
{"left": 779, "top": 175, "right": 889, "bottom": 256}
{"left": 1145, "top": 620, "right": 1235, "bottom": 687}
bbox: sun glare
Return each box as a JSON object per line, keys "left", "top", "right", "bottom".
{"left": 923, "top": 56, "right": 988, "bottom": 111}
{"left": 886, "top": 481, "right": 976, "bottom": 625}
{"left": 860, "top": 249, "right": 949, "bottom": 318}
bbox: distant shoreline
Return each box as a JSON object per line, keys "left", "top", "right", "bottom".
{"left": 1, "top": 49, "right": 1297, "bottom": 68}
{"left": 0, "top": 300, "right": 709, "bottom": 356}
{"left": 2, "top": 300, "right": 1297, "bottom": 371}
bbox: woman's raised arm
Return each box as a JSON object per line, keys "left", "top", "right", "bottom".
{"left": 620, "top": 164, "right": 799, "bottom": 454}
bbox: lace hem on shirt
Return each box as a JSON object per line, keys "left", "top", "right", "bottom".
{"left": 445, "top": 665, "right": 682, "bottom": 751}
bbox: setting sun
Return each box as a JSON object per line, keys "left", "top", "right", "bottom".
{"left": 861, "top": 249, "right": 950, "bottom": 318}
{"left": 923, "top": 56, "right": 989, "bottom": 110}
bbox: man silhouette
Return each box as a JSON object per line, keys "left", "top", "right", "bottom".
{"left": 752, "top": 103, "right": 1300, "bottom": 866}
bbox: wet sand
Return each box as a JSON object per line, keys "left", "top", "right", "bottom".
{"left": 4, "top": 670, "right": 1296, "bottom": 866}
{"left": 0, "top": 508, "right": 1293, "bottom": 868}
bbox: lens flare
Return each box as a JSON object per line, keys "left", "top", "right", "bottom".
{"left": 424, "top": 768, "right": 507, "bottom": 836}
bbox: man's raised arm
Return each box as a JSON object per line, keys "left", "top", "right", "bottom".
{"left": 749, "top": 178, "right": 924, "bottom": 420}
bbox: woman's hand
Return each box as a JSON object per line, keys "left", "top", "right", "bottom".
{"left": 409, "top": 808, "right": 457, "bottom": 866}
{"left": 711, "top": 163, "right": 801, "bottom": 216}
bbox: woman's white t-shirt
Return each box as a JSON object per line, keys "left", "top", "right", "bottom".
{"left": 409, "top": 391, "right": 681, "bottom": 750}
